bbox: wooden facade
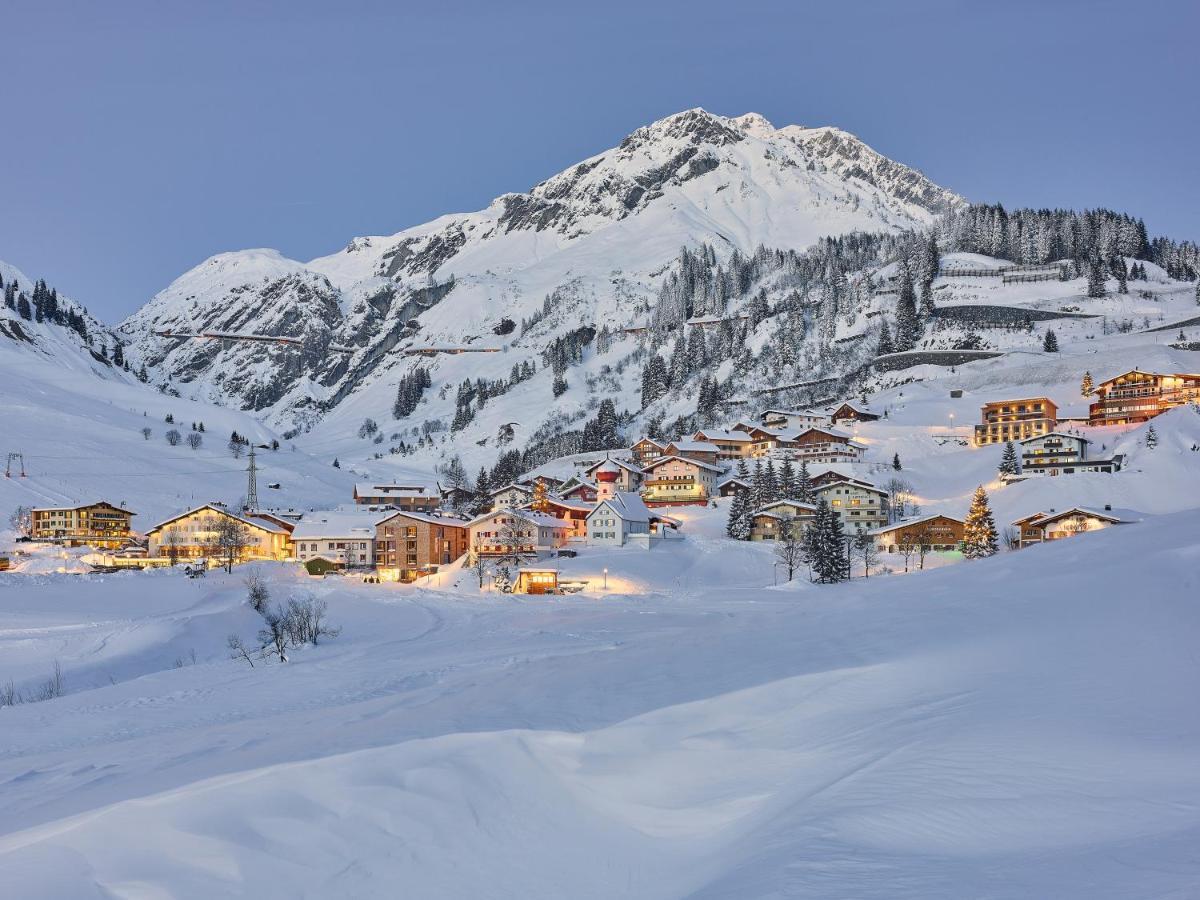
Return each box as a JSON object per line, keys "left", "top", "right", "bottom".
{"left": 871, "top": 514, "right": 965, "bottom": 553}
{"left": 30, "top": 501, "right": 135, "bottom": 548}
{"left": 375, "top": 512, "right": 469, "bottom": 581}
{"left": 1088, "top": 369, "right": 1200, "bottom": 425}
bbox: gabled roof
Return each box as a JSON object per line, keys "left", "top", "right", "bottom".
{"left": 590, "top": 491, "right": 651, "bottom": 523}
{"left": 489, "top": 482, "right": 534, "bottom": 497}
{"left": 718, "top": 474, "right": 750, "bottom": 487}
{"left": 1018, "top": 431, "right": 1091, "bottom": 446}
{"left": 584, "top": 456, "right": 644, "bottom": 476}
{"left": 640, "top": 454, "right": 725, "bottom": 474}
{"left": 32, "top": 500, "right": 136, "bottom": 515}
{"left": 756, "top": 499, "right": 817, "bottom": 516}
{"left": 468, "top": 508, "right": 572, "bottom": 529}
{"left": 760, "top": 407, "right": 827, "bottom": 419}
{"left": 828, "top": 400, "right": 876, "bottom": 416}
{"left": 292, "top": 511, "right": 383, "bottom": 540}
{"left": 665, "top": 439, "right": 720, "bottom": 453}
{"left": 524, "top": 497, "right": 593, "bottom": 513}
{"left": 146, "top": 503, "right": 290, "bottom": 535}
{"left": 631, "top": 436, "right": 665, "bottom": 449}
{"left": 374, "top": 509, "right": 471, "bottom": 528}
{"left": 693, "top": 429, "right": 754, "bottom": 443}
{"left": 813, "top": 479, "right": 888, "bottom": 497}
{"left": 868, "top": 513, "right": 964, "bottom": 535}
{"left": 353, "top": 483, "right": 433, "bottom": 497}
{"left": 1022, "top": 507, "right": 1134, "bottom": 528}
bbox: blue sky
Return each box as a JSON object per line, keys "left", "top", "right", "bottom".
{"left": 2, "top": 0, "right": 1197, "bottom": 320}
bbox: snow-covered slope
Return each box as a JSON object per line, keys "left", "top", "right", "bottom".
{"left": 2, "top": 504, "right": 1198, "bottom": 898}
{"left": 118, "top": 108, "right": 961, "bottom": 428}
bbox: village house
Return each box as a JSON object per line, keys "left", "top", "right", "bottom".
{"left": 629, "top": 436, "right": 666, "bottom": 467}
{"left": 375, "top": 511, "right": 470, "bottom": 581}
{"left": 731, "top": 423, "right": 787, "bottom": 458}
{"left": 808, "top": 467, "right": 876, "bottom": 489}
{"left": 352, "top": 483, "right": 441, "bottom": 512}
{"left": 1016, "top": 432, "right": 1124, "bottom": 477}
{"left": 662, "top": 439, "right": 722, "bottom": 466}
{"left": 828, "top": 401, "right": 880, "bottom": 426}
{"left": 1012, "top": 506, "right": 1131, "bottom": 548}
{"left": 691, "top": 429, "right": 755, "bottom": 460}
{"left": 640, "top": 455, "right": 723, "bottom": 505}
{"left": 813, "top": 479, "right": 889, "bottom": 530}
{"left": 772, "top": 428, "right": 867, "bottom": 464}
{"left": 512, "top": 567, "right": 559, "bottom": 595}
{"left": 30, "top": 501, "right": 135, "bottom": 548}
{"left": 524, "top": 496, "right": 592, "bottom": 540}
{"left": 973, "top": 397, "right": 1058, "bottom": 446}
{"left": 558, "top": 479, "right": 599, "bottom": 503}
{"left": 587, "top": 491, "right": 653, "bottom": 547}
{"left": 146, "top": 503, "right": 292, "bottom": 563}
{"left": 749, "top": 499, "right": 817, "bottom": 541}
{"left": 468, "top": 508, "right": 571, "bottom": 557}
{"left": 870, "top": 514, "right": 965, "bottom": 553}
{"left": 1088, "top": 369, "right": 1200, "bottom": 425}
{"left": 489, "top": 482, "right": 535, "bottom": 511}
{"left": 759, "top": 408, "right": 830, "bottom": 430}
{"left": 439, "top": 484, "right": 478, "bottom": 513}
{"left": 717, "top": 474, "right": 751, "bottom": 497}
{"left": 291, "top": 511, "right": 379, "bottom": 569}
{"left": 583, "top": 457, "right": 644, "bottom": 494}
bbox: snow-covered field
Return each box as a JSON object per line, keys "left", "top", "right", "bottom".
{"left": 2, "top": 503, "right": 1199, "bottom": 898}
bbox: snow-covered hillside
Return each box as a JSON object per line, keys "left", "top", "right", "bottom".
{"left": 2, "top": 504, "right": 1199, "bottom": 898}
{"left": 117, "top": 109, "right": 961, "bottom": 431}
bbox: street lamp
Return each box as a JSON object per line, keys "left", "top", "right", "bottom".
{"left": 603, "top": 567, "right": 608, "bottom": 589}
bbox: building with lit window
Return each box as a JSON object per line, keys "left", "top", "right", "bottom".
{"left": 1088, "top": 369, "right": 1200, "bottom": 425}
{"left": 813, "top": 480, "right": 889, "bottom": 530}
{"left": 973, "top": 397, "right": 1058, "bottom": 446}
{"left": 30, "top": 501, "right": 135, "bottom": 548}
{"left": 374, "top": 511, "right": 470, "bottom": 581}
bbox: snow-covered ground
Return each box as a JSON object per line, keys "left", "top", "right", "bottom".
{"left": 2, "top": 503, "right": 1199, "bottom": 897}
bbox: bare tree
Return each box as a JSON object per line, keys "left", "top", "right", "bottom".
{"left": 165, "top": 428, "right": 182, "bottom": 446}
{"left": 495, "top": 516, "right": 531, "bottom": 570}
{"left": 228, "top": 438, "right": 245, "bottom": 459}
{"left": 896, "top": 529, "right": 918, "bottom": 573}
{"left": 258, "top": 606, "right": 290, "bottom": 662}
{"left": 915, "top": 527, "right": 933, "bottom": 570}
{"left": 213, "top": 516, "right": 249, "bottom": 573}
{"left": 852, "top": 529, "right": 879, "bottom": 578}
{"left": 35, "top": 660, "right": 65, "bottom": 701}
{"left": 161, "top": 528, "right": 182, "bottom": 565}
{"left": 227, "top": 633, "right": 255, "bottom": 668}
{"left": 9, "top": 505, "right": 33, "bottom": 538}
{"left": 185, "top": 432, "right": 203, "bottom": 450}
{"left": 470, "top": 541, "right": 489, "bottom": 589}
{"left": 141, "top": 426, "right": 152, "bottom": 440}
{"left": 244, "top": 570, "right": 270, "bottom": 613}
{"left": 884, "top": 477, "right": 913, "bottom": 522}
{"left": 773, "top": 516, "right": 805, "bottom": 582}
{"left": 284, "top": 595, "right": 340, "bottom": 646}
{"left": 1002, "top": 526, "right": 1020, "bottom": 551}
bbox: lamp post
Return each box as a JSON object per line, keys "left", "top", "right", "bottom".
{"left": 603, "top": 567, "right": 608, "bottom": 590}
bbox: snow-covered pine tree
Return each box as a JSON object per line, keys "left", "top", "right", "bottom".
{"left": 750, "top": 459, "right": 766, "bottom": 511}
{"left": 796, "top": 460, "right": 814, "bottom": 504}
{"left": 726, "top": 491, "right": 751, "bottom": 540}
{"left": 763, "top": 459, "right": 779, "bottom": 502}
{"left": 894, "top": 262, "right": 922, "bottom": 351}
{"left": 999, "top": 440, "right": 1019, "bottom": 477}
{"left": 876, "top": 319, "right": 895, "bottom": 357}
{"left": 779, "top": 458, "right": 796, "bottom": 500}
{"left": 1146, "top": 424, "right": 1158, "bottom": 449}
{"left": 1086, "top": 256, "right": 1107, "bottom": 298}
{"left": 1081, "top": 370, "right": 1094, "bottom": 396}
{"left": 963, "top": 485, "right": 999, "bottom": 559}
{"left": 1043, "top": 329, "right": 1059, "bottom": 352}
{"left": 1113, "top": 257, "right": 1128, "bottom": 294}
{"left": 892, "top": 453, "right": 902, "bottom": 471}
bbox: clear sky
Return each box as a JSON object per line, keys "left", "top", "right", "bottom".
{"left": 3, "top": 0, "right": 1197, "bottom": 321}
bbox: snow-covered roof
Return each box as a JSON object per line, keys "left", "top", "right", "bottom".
{"left": 813, "top": 478, "right": 887, "bottom": 496}
{"left": 694, "top": 429, "right": 754, "bottom": 442}
{"left": 641, "top": 454, "right": 725, "bottom": 474}
{"left": 146, "top": 503, "right": 291, "bottom": 535}
{"left": 1020, "top": 507, "right": 1139, "bottom": 528}
{"left": 468, "top": 508, "right": 571, "bottom": 529}
{"left": 590, "top": 491, "right": 651, "bottom": 523}
{"left": 755, "top": 499, "right": 817, "bottom": 516}
{"left": 292, "top": 511, "right": 383, "bottom": 540}
{"left": 584, "top": 456, "right": 644, "bottom": 476}
{"left": 665, "top": 439, "right": 720, "bottom": 453}
{"left": 1017, "top": 431, "right": 1092, "bottom": 445}
{"left": 489, "top": 482, "right": 534, "bottom": 496}
{"left": 868, "top": 513, "right": 964, "bottom": 535}
{"left": 718, "top": 474, "right": 750, "bottom": 487}
{"left": 760, "top": 407, "right": 827, "bottom": 418}
{"left": 353, "top": 483, "right": 434, "bottom": 497}
{"left": 30, "top": 500, "right": 136, "bottom": 515}
{"left": 377, "top": 509, "right": 471, "bottom": 527}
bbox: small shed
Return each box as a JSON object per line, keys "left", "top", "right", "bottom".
{"left": 514, "top": 567, "right": 559, "bottom": 595}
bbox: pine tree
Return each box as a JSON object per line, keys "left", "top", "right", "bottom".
{"left": 894, "top": 264, "right": 922, "bottom": 351}
{"left": 750, "top": 459, "right": 766, "bottom": 511}
{"left": 763, "top": 459, "right": 779, "bottom": 502}
{"left": 779, "top": 458, "right": 796, "bottom": 500}
{"left": 796, "top": 460, "right": 814, "bottom": 504}
{"left": 875, "top": 319, "right": 895, "bottom": 357}
{"left": 1080, "top": 371, "right": 1094, "bottom": 397}
{"left": 1113, "top": 257, "right": 1128, "bottom": 294}
{"left": 332, "top": 458, "right": 341, "bottom": 468}
{"left": 16, "top": 293, "right": 31, "bottom": 320}
{"left": 726, "top": 491, "right": 751, "bottom": 540}
{"left": 998, "top": 440, "right": 1019, "bottom": 476}
{"left": 892, "top": 453, "right": 902, "bottom": 471}
{"left": 1042, "top": 329, "right": 1059, "bottom": 352}
{"left": 1086, "top": 255, "right": 1107, "bottom": 298}
{"left": 1145, "top": 425, "right": 1158, "bottom": 449}
{"left": 962, "top": 485, "right": 998, "bottom": 559}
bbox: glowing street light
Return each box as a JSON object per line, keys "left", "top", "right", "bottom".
{"left": 603, "top": 567, "right": 608, "bottom": 589}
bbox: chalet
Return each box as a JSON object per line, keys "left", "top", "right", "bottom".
{"left": 468, "top": 509, "right": 571, "bottom": 557}
{"left": 692, "top": 429, "right": 755, "bottom": 460}
{"left": 662, "top": 439, "right": 722, "bottom": 466}
{"left": 489, "top": 482, "right": 535, "bottom": 511}
{"left": 439, "top": 484, "right": 478, "bottom": 512}
{"left": 587, "top": 492, "right": 654, "bottom": 547}
{"left": 524, "top": 496, "right": 591, "bottom": 539}
{"left": 146, "top": 504, "right": 292, "bottom": 563}
{"left": 1012, "top": 506, "right": 1132, "bottom": 548}
{"left": 828, "top": 401, "right": 880, "bottom": 425}
{"left": 1016, "top": 433, "right": 1125, "bottom": 477}
{"left": 30, "top": 501, "right": 135, "bottom": 548}
{"left": 292, "top": 512, "right": 378, "bottom": 568}
{"left": 759, "top": 408, "right": 830, "bottom": 431}
{"left": 630, "top": 436, "right": 667, "bottom": 467}
{"left": 973, "top": 397, "right": 1057, "bottom": 446}
{"left": 749, "top": 500, "right": 817, "bottom": 541}
{"left": 352, "top": 483, "right": 440, "bottom": 512}
{"left": 717, "top": 475, "right": 751, "bottom": 497}
{"left": 808, "top": 467, "right": 875, "bottom": 489}
{"left": 731, "top": 423, "right": 786, "bottom": 458}
{"left": 870, "top": 514, "right": 965, "bottom": 553}
{"left": 813, "top": 480, "right": 889, "bottom": 530}
{"left": 583, "top": 457, "right": 644, "bottom": 494}
{"left": 640, "top": 455, "right": 723, "bottom": 506}
{"left": 1089, "top": 369, "right": 1200, "bottom": 425}
{"left": 558, "top": 480, "right": 599, "bottom": 503}
{"left": 375, "top": 511, "right": 470, "bottom": 581}
{"left": 774, "top": 428, "right": 866, "bottom": 464}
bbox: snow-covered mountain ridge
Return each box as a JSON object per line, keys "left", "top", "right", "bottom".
{"left": 116, "top": 108, "right": 962, "bottom": 425}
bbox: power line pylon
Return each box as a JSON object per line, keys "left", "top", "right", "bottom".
{"left": 5, "top": 452, "right": 25, "bottom": 478}
{"left": 245, "top": 445, "right": 259, "bottom": 511}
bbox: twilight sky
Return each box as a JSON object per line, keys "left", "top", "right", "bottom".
{"left": 2, "top": 0, "right": 1197, "bottom": 321}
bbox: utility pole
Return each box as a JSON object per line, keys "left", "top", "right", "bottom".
{"left": 245, "top": 445, "right": 259, "bottom": 512}
{"left": 4, "top": 452, "right": 25, "bottom": 477}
